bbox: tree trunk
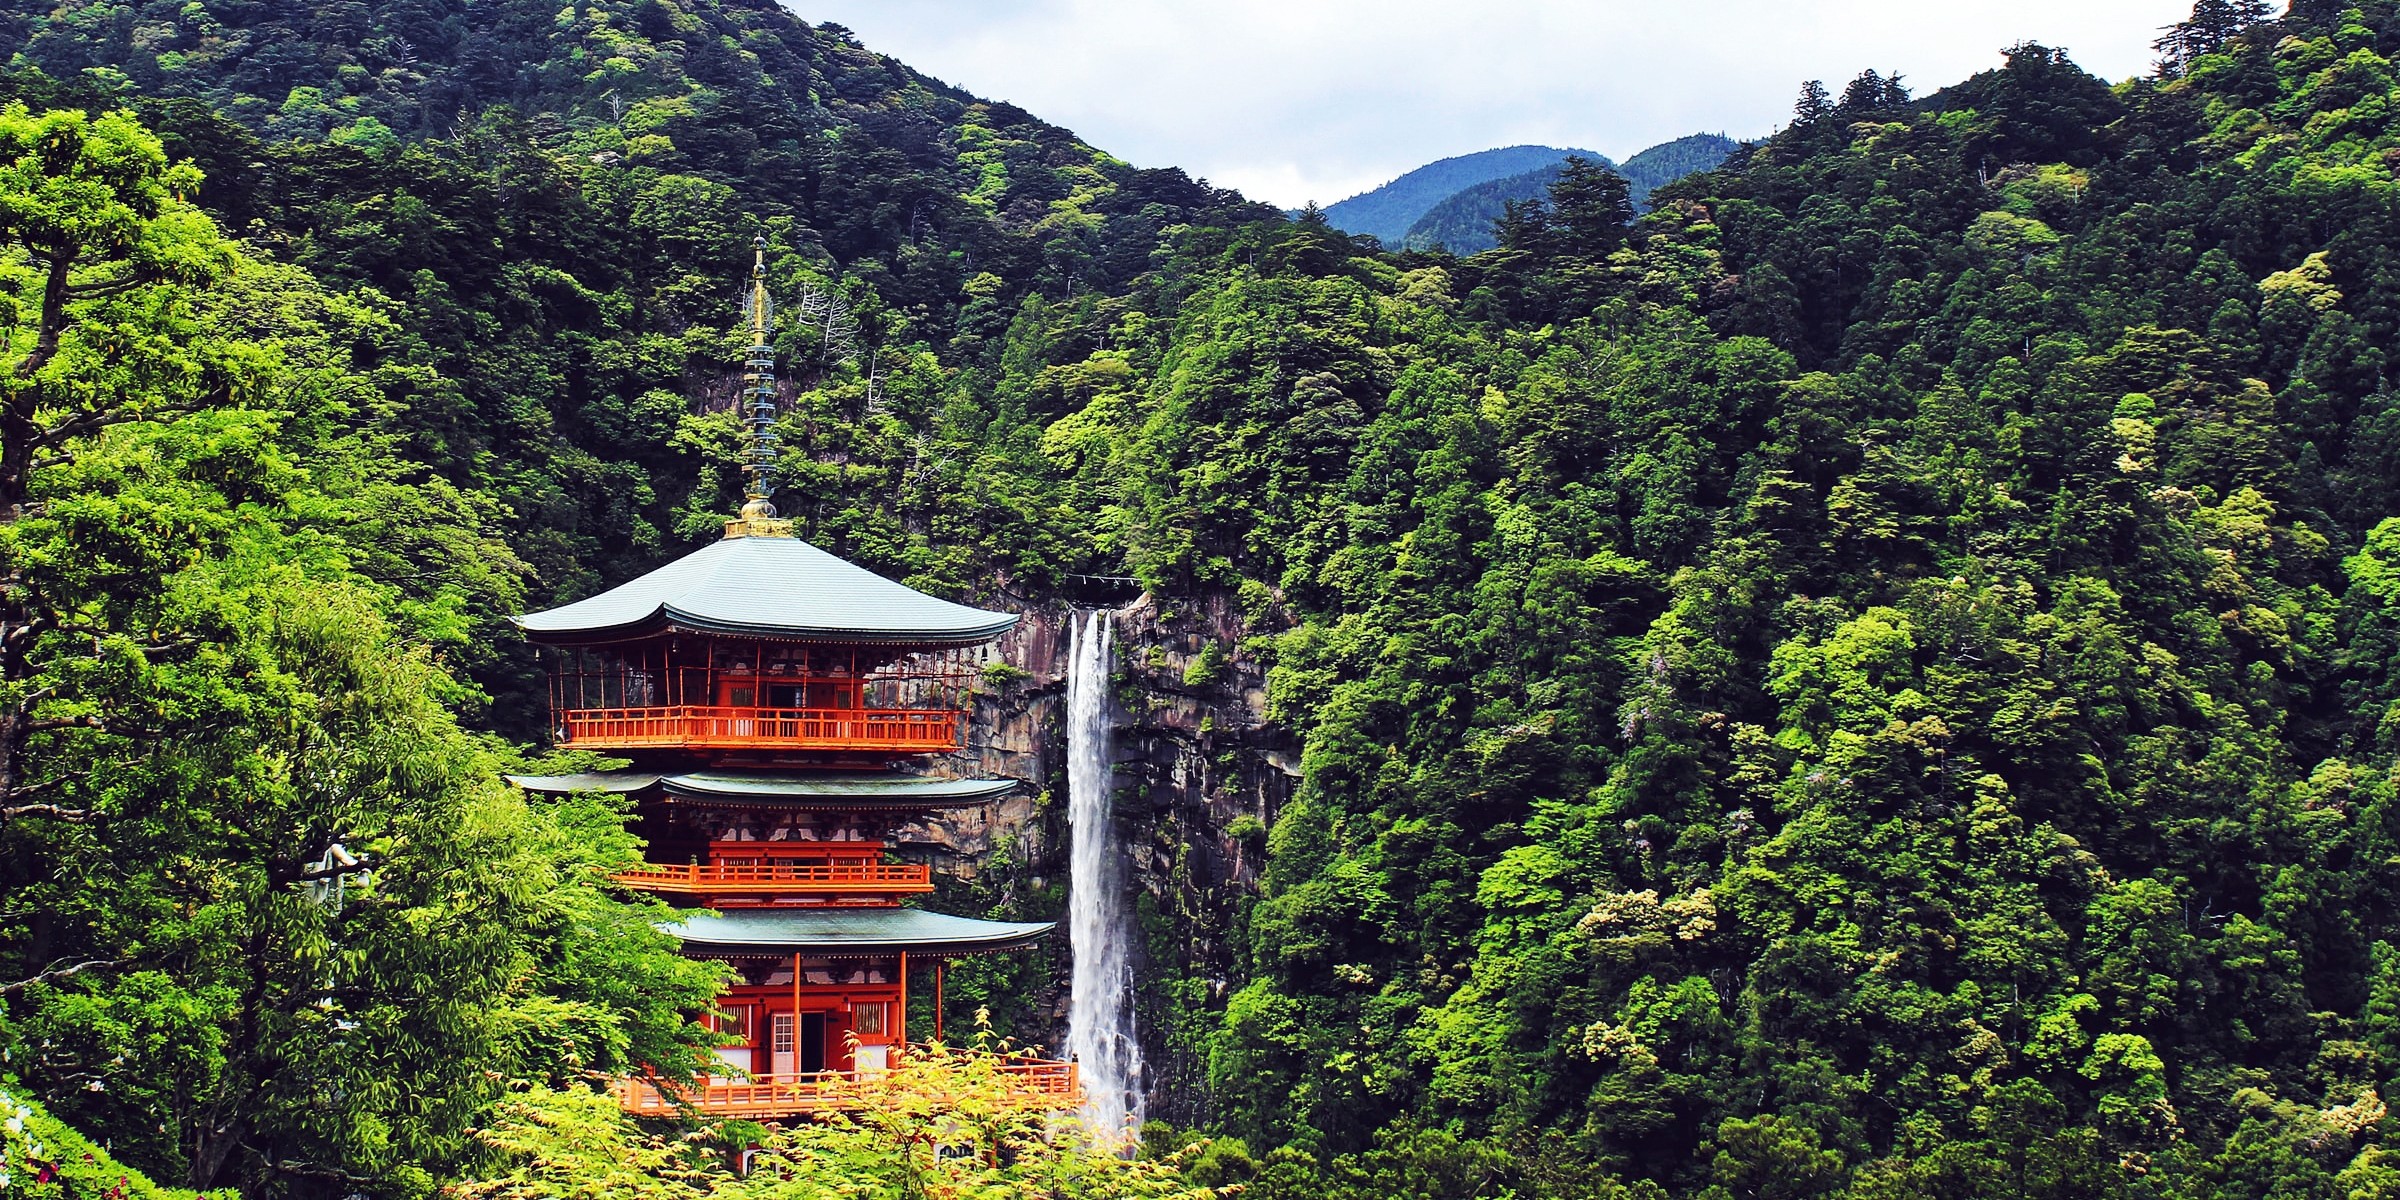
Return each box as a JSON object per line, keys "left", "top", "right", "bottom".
{"left": 0, "top": 249, "right": 76, "bottom": 819}
{"left": 1, "top": 249, "right": 73, "bottom": 520}
{"left": 190, "top": 1117, "right": 243, "bottom": 1192}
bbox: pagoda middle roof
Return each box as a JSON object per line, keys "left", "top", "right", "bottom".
{"left": 506, "top": 770, "right": 1016, "bottom": 808}
{"left": 513, "top": 534, "right": 1019, "bottom": 646}
{"left": 663, "top": 907, "right": 1054, "bottom": 957}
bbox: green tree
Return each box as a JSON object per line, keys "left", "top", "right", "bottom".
{"left": 0, "top": 105, "right": 721, "bottom": 1196}
{"left": 1546, "top": 157, "right": 1636, "bottom": 254}
{"left": 1706, "top": 1116, "right": 1846, "bottom": 1200}
{"left": 2152, "top": 0, "right": 2271, "bottom": 74}
{"left": 0, "top": 101, "right": 240, "bottom": 817}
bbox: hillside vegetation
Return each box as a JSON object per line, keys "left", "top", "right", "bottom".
{"left": 1, "top": 1, "right": 2399, "bottom": 1199}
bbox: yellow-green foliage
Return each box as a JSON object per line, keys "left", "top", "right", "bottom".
{"left": 452, "top": 1043, "right": 1227, "bottom": 1200}
{"left": 0, "top": 1085, "right": 209, "bottom": 1200}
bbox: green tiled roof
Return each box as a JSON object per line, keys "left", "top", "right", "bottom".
{"left": 506, "top": 771, "right": 1015, "bottom": 808}
{"left": 513, "top": 535, "right": 1019, "bottom": 645}
{"left": 664, "top": 773, "right": 1016, "bottom": 806}
{"left": 665, "top": 907, "right": 1054, "bottom": 956}
{"left": 505, "top": 771, "right": 661, "bottom": 793}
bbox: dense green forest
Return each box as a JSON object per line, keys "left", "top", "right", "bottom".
{"left": 7, "top": 0, "right": 2400, "bottom": 1197}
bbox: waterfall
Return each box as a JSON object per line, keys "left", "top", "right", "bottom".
{"left": 1064, "top": 611, "right": 1142, "bottom": 1140}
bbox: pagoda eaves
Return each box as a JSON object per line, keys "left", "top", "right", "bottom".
{"left": 513, "top": 534, "right": 1018, "bottom": 646}
{"left": 510, "top": 771, "right": 1018, "bottom": 808}
{"left": 667, "top": 908, "right": 1055, "bottom": 957}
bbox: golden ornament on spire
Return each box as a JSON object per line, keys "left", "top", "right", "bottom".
{"left": 727, "top": 233, "right": 794, "bottom": 539}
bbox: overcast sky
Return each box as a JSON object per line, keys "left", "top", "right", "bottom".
{"left": 792, "top": 0, "right": 2198, "bottom": 208}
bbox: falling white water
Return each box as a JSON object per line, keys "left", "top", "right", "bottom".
{"left": 1065, "top": 611, "right": 1143, "bottom": 1140}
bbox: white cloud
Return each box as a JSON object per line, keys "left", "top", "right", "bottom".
{"left": 797, "top": 0, "right": 2196, "bottom": 208}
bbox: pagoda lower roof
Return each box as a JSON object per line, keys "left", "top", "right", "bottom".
{"left": 511, "top": 534, "right": 1018, "bottom": 646}
{"left": 663, "top": 908, "right": 1054, "bottom": 957}
{"left": 506, "top": 771, "right": 1016, "bottom": 809}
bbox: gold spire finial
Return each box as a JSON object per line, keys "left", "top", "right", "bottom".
{"left": 727, "top": 232, "right": 794, "bottom": 539}
{"left": 749, "top": 235, "right": 770, "bottom": 343}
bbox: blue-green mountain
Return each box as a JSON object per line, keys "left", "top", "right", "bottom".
{"left": 1319, "top": 144, "right": 1606, "bottom": 243}
{"left": 1403, "top": 132, "right": 1741, "bottom": 252}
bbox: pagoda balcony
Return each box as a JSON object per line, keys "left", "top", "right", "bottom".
{"left": 556, "top": 704, "right": 964, "bottom": 753}
{"left": 614, "top": 859, "right": 935, "bottom": 897}
{"left": 611, "top": 1051, "right": 1080, "bottom": 1118}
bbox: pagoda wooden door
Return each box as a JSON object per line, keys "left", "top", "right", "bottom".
{"left": 801, "top": 1012, "right": 827, "bottom": 1075}
{"left": 771, "top": 1012, "right": 795, "bottom": 1078}
{"left": 720, "top": 681, "right": 757, "bottom": 736}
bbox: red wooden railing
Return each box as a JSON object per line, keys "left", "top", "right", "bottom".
{"left": 612, "top": 1051, "right": 1080, "bottom": 1117}
{"left": 557, "top": 705, "right": 964, "bottom": 752}
{"left": 614, "top": 860, "right": 935, "bottom": 895}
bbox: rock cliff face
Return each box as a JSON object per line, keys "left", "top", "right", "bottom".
{"left": 903, "top": 592, "right": 1298, "bottom": 1125}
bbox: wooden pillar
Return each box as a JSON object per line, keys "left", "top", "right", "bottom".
{"left": 897, "top": 951, "right": 908, "bottom": 1046}
{"left": 791, "top": 951, "right": 802, "bottom": 1082}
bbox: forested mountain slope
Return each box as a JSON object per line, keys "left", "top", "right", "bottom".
{"left": 1403, "top": 132, "right": 1740, "bottom": 252}
{"left": 4, "top": 1, "right": 2400, "bottom": 1198}
{"left": 1403, "top": 161, "right": 1580, "bottom": 251}
{"left": 1169, "top": 21, "right": 2400, "bottom": 1196}
{"left": 1, "top": 0, "right": 1273, "bottom": 736}
{"left": 1618, "top": 131, "right": 1741, "bottom": 187}
{"left": 1321, "top": 143, "right": 1605, "bottom": 243}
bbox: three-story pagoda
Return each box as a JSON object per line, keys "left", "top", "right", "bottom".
{"left": 509, "top": 244, "right": 1071, "bottom": 1118}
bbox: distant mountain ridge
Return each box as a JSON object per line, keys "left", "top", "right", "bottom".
{"left": 1402, "top": 132, "right": 1739, "bottom": 253}
{"left": 1319, "top": 144, "right": 1605, "bottom": 244}
{"left": 1618, "top": 131, "right": 1742, "bottom": 191}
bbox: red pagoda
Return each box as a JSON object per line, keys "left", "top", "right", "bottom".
{"left": 509, "top": 244, "right": 1073, "bottom": 1117}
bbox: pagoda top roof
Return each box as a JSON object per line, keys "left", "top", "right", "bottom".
{"left": 663, "top": 907, "right": 1054, "bottom": 957}
{"left": 507, "top": 771, "right": 1016, "bottom": 809}
{"left": 513, "top": 535, "right": 1018, "bottom": 646}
